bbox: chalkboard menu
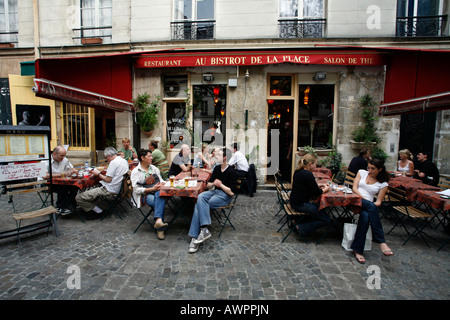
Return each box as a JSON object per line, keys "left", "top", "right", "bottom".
{"left": 0, "top": 125, "right": 51, "bottom": 182}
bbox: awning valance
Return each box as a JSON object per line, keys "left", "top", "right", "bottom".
{"left": 379, "top": 91, "right": 450, "bottom": 116}
{"left": 32, "top": 78, "right": 134, "bottom": 112}
{"left": 134, "top": 50, "right": 388, "bottom": 68}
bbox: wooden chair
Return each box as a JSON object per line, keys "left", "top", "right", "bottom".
{"left": 97, "top": 158, "right": 108, "bottom": 166}
{"left": 438, "top": 176, "right": 450, "bottom": 190}
{"left": 386, "top": 186, "right": 434, "bottom": 246}
{"left": 2, "top": 180, "right": 58, "bottom": 243}
{"left": 344, "top": 170, "right": 356, "bottom": 189}
{"left": 279, "top": 202, "right": 308, "bottom": 243}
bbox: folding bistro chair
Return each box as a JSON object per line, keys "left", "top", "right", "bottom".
{"left": 386, "top": 186, "right": 434, "bottom": 246}
{"left": 99, "top": 171, "right": 131, "bottom": 220}
{"left": 211, "top": 192, "right": 239, "bottom": 237}
{"left": 132, "top": 195, "right": 156, "bottom": 234}
{"left": 278, "top": 202, "right": 308, "bottom": 243}
{"left": 3, "top": 180, "right": 58, "bottom": 243}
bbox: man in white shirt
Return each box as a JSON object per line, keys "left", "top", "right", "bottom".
{"left": 76, "top": 147, "right": 129, "bottom": 215}
{"left": 228, "top": 143, "right": 249, "bottom": 178}
{"left": 44, "top": 146, "right": 78, "bottom": 215}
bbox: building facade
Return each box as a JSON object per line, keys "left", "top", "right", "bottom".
{"left": 1, "top": 0, "right": 449, "bottom": 180}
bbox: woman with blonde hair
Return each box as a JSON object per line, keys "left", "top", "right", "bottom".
{"left": 289, "top": 154, "right": 331, "bottom": 238}
{"left": 396, "top": 149, "right": 414, "bottom": 176}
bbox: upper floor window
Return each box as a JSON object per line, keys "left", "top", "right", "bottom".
{"left": 396, "top": 0, "right": 447, "bottom": 37}
{"left": 279, "top": 0, "right": 325, "bottom": 38}
{"left": 0, "top": 0, "right": 18, "bottom": 45}
{"left": 172, "top": 0, "right": 215, "bottom": 40}
{"left": 74, "top": 0, "right": 112, "bottom": 44}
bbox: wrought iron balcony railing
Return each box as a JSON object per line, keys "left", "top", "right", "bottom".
{"left": 171, "top": 20, "right": 215, "bottom": 40}
{"left": 396, "top": 15, "right": 447, "bottom": 37}
{"left": 279, "top": 18, "right": 326, "bottom": 38}
{"left": 72, "top": 26, "right": 112, "bottom": 44}
{"left": 0, "top": 31, "right": 18, "bottom": 46}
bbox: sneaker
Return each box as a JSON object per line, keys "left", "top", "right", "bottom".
{"left": 193, "top": 228, "right": 211, "bottom": 244}
{"left": 60, "top": 209, "right": 72, "bottom": 216}
{"left": 188, "top": 238, "right": 200, "bottom": 253}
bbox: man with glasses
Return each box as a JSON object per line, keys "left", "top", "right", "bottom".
{"left": 75, "top": 147, "right": 128, "bottom": 215}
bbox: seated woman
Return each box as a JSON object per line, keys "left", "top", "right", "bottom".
{"left": 351, "top": 158, "right": 393, "bottom": 264}
{"left": 193, "top": 143, "right": 212, "bottom": 169}
{"left": 148, "top": 140, "right": 169, "bottom": 180}
{"left": 289, "top": 154, "right": 331, "bottom": 238}
{"left": 396, "top": 149, "right": 414, "bottom": 176}
{"left": 131, "top": 149, "right": 167, "bottom": 240}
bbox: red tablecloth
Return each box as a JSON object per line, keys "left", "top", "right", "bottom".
{"left": 52, "top": 174, "right": 100, "bottom": 190}
{"left": 159, "top": 169, "right": 212, "bottom": 199}
{"left": 389, "top": 176, "right": 441, "bottom": 201}
{"left": 415, "top": 190, "right": 450, "bottom": 212}
{"left": 319, "top": 191, "right": 362, "bottom": 214}
{"left": 312, "top": 167, "right": 332, "bottom": 178}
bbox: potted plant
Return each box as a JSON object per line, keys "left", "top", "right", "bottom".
{"left": 327, "top": 147, "right": 342, "bottom": 176}
{"left": 134, "top": 93, "right": 161, "bottom": 137}
{"left": 350, "top": 94, "right": 381, "bottom": 150}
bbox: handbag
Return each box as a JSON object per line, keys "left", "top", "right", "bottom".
{"left": 341, "top": 218, "right": 372, "bottom": 251}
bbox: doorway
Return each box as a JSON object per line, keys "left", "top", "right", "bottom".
{"left": 267, "top": 100, "right": 294, "bottom": 182}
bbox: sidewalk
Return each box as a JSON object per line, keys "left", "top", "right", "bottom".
{"left": 0, "top": 189, "right": 449, "bottom": 300}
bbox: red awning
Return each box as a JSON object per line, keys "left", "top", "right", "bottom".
{"left": 33, "top": 78, "right": 134, "bottom": 112}
{"left": 379, "top": 91, "right": 450, "bottom": 116}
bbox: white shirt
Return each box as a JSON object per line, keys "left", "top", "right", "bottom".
{"left": 102, "top": 156, "right": 129, "bottom": 194}
{"left": 397, "top": 160, "right": 412, "bottom": 173}
{"left": 130, "top": 163, "right": 163, "bottom": 208}
{"left": 228, "top": 150, "right": 249, "bottom": 172}
{"left": 50, "top": 156, "right": 73, "bottom": 174}
{"left": 357, "top": 170, "right": 388, "bottom": 202}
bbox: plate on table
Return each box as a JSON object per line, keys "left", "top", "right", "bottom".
{"left": 440, "top": 195, "right": 450, "bottom": 199}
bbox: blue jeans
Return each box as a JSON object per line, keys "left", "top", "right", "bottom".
{"left": 188, "top": 189, "right": 232, "bottom": 238}
{"left": 144, "top": 191, "right": 166, "bottom": 222}
{"left": 291, "top": 202, "right": 331, "bottom": 236}
{"left": 351, "top": 199, "right": 386, "bottom": 254}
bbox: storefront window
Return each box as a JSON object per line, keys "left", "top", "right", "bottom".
{"left": 269, "top": 76, "right": 292, "bottom": 96}
{"left": 192, "top": 84, "right": 226, "bottom": 146}
{"left": 298, "top": 85, "right": 334, "bottom": 148}
{"left": 62, "top": 103, "right": 90, "bottom": 150}
{"left": 166, "top": 102, "right": 187, "bottom": 148}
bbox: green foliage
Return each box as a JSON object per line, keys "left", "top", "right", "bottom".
{"left": 134, "top": 93, "right": 161, "bottom": 132}
{"left": 302, "top": 145, "right": 318, "bottom": 158}
{"left": 351, "top": 94, "right": 381, "bottom": 143}
{"left": 371, "top": 146, "right": 388, "bottom": 162}
{"left": 328, "top": 147, "right": 342, "bottom": 171}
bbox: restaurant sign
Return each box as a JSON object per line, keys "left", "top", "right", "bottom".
{"left": 135, "top": 51, "right": 387, "bottom": 68}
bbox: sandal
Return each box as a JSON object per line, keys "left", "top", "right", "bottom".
{"left": 354, "top": 252, "right": 366, "bottom": 264}
{"left": 382, "top": 249, "right": 394, "bottom": 256}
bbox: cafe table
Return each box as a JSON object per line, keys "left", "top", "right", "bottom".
{"left": 388, "top": 176, "right": 441, "bottom": 201}
{"left": 159, "top": 169, "right": 212, "bottom": 227}
{"left": 415, "top": 189, "right": 450, "bottom": 231}
{"left": 312, "top": 167, "right": 332, "bottom": 178}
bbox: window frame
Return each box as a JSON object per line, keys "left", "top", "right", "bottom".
{"left": 61, "top": 103, "right": 94, "bottom": 151}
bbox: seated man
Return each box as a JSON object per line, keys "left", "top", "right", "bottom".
{"left": 131, "top": 149, "right": 167, "bottom": 240}
{"left": 188, "top": 148, "right": 238, "bottom": 253}
{"left": 229, "top": 142, "right": 249, "bottom": 178}
{"left": 43, "top": 146, "right": 78, "bottom": 215}
{"left": 415, "top": 150, "right": 440, "bottom": 186}
{"left": 117, "top": 138, "right": 137, "bottom": 161}
{"left": 148, "top": 140, "right": 169, "bottom": 180}
{"left": 168, "top": 143, "right": 191, "bottom": 177}
{"left": 75, "top": 147, "right": 129, "bottom": 215}
{"left": 348, "top": 148, "right": 371, "bottom": 175}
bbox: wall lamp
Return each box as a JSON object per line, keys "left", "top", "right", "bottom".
{"left": 313, "top": 72, "right": 327, "bottom": 81}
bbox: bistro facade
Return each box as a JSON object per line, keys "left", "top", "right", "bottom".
{"left": 26, "top": 46, "right": 450, "bottom": 183}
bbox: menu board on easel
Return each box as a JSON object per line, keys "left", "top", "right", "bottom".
{"left": 0, "top": 125, "right": 51, "bottom": 182}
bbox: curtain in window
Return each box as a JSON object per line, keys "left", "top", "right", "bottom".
{"left": 279, "top": 0, "right": 298, "bottom": 18}
{"left": 303, "top": 0, "right": 323, "bottom": 18}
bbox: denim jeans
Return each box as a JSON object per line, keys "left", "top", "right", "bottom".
{"left": 351, "top": 198, "right": 386, "bottom": 254}
{"left": 188, "top": 189, "right": 232, "bottom": 238}
{"left": 144, "top": 191, "right": 166, "bottom": 221}
{"left": 291, "top": 202, "right": 331, "bottom": 236}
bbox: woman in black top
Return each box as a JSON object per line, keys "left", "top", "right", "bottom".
{"left": 290, "top": 154, "right": 331, "bottom": 237}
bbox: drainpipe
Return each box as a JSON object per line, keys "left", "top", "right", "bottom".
{"left": 33, "top": 0, "right": 40, "bottom": 59}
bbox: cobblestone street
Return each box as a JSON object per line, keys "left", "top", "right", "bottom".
{"left": 0, "top": 189, "right": 449, "bottom": 302}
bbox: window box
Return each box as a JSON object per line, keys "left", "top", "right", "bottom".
{"left": 81, "top": 37, "right": 103, "bottom": 45}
